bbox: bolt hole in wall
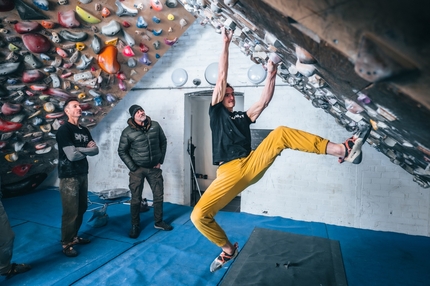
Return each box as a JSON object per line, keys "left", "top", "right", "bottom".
{"left": 185, "top": 91, "right": 244, "bottom": 212}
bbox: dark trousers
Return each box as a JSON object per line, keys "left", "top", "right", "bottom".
{"left": 0, "top": 194, "right": 14, "bottom": 275}
{"left": 129, "top": 167, "right": 164, "bottom": 226}
{"left": 59, "top": 175, "right": 88, "bottom": 245}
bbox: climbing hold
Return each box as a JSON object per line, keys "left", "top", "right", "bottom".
{"left": 40, "top": 20, "right": 55, "bottom": 29}
{"left": 76, "top": 55, "right": 93, "bottom": 70}
{"left": 139, "top": 43, "right": 149, "bottom": 53}
{"left": 137, "top": 16, "right": 148, "bottom": 28}
{"left": 165, "top": 0, "right": 177, "bottom": 8}
{"left": 354, "top": 34, "right": 417, "bottom": 82}
{"left": 180, "top": 19, "right": 187, "bottom": 28}
{"left": 0, "top": 118, "right": 23, "bottom": 132}
{"left": 30, "top": 84, "right": 48, "bottom": 91}
{"left": 122, "top": 46, "right": 135, "bottom": 57}
{"left": 76, "top": 6, "right": 101, "bottom": 24}
{"left": 40, "top": 53, "right": 50, "bottom": 61}
{"left": 22, "top": 33, "right": 51, "bottom": 53}
{"left": 59, "top": 30, "right": 88, "bottom": 42}
{"left": 101, "top": 7, "right": 111, "bottom": 18}
{"left": 56, "top": 47, "right": 68, "bottom": 58}
{"left": 24, "top": 54, "right": 43, "bottom": 68}
{"left": 51, "top": 31, "right": 61, "bottom": 43}
{"left": 139, "top": 53, "right": 151, "bottom": 65}
{"left": 152, "top": 16, "right": 161, "bottom": 23}
{"left": 295, "top": 59, "right": 315, "bottom": 77}
{"left": 118, "top": 79, "right": 126, "bottom": 91}
{"left": 164, "top": 37, "right": 177, "bottom": 46}
{"left": 126, "top": 58, "right": 136, "bottom": 68}
{"left": 224, "top": 0, "right": 238, "bottom": 7}
{"left": 8, "top": 43, "right": 20, "bottom": 52}
{"left": 123, "top": 30, "right": 136, "bottom": 47}
{"left": 15, "top": 0, "right": 48, "bottom": 20}
{"left": 43, "top": 102, "right": 55, "bottom": 112}
{"left": 58, "top": 10, "right": 80, "bottom": 28}
{"left": 22, "top": 69, "right": 45, "bottom": 83}
{"left": 5, "top": 153, "right": 19, "bottom": 163}
{"left": 91, "top": 34, "right": 102, "bottom": 54}
{"left": 33, "top": 0, "right": 49, "bottom": 11}
{"left": 97, "top": 45, "right": 120, "bottom": 74}
{"left": 152, "top": 29, "right": 163, "bottom": 36}
{"left": 115, "top": 0, "right": 138, "bottom": 17}
{"left": 150, "top": 0, "right": 163, "bottom": 11}
{"left": 295, "top": 45, "right": 316, "bottom": 64}
{"left": 76, "top": 42, "right": 86, "bottom": 51}
{"left": 105, "top": 38, "right": 119, "bottom": 46}
{"left": 101, "top": 20, "right": 121, "bottom": 36}
{"left": 14, "top": 21, "right": 42, "bottom": 33}
{"left": 1, "top": 103, "right": 22, "bottom": 115}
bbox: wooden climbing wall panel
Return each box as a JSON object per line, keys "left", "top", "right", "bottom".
{"left": 0, "top": 0, "right": 194, "bottom": 192}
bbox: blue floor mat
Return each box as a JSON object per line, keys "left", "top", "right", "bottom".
{"left": 1, "top": 188, "right": 429, "bottom": 286}
{"left": 74, "top": 223, "right": 227, "bottom": 286}
{"left": 0, "top": 222, "right": 132, "bottom": 286}
{"left": 327, "top": 224, "right": 430, "bottom": 286}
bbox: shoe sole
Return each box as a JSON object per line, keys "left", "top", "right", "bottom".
{"left": 154, "top": 225, "right": 173, "bottom": 231}
{"left": 345, "top": 125, "right": 371, "bottom": 164}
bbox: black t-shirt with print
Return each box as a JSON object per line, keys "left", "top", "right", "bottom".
{"left": 56, "top": 122, "right": 93, "bottom": 178}
{"left": 209, "top": 102, "right": 253, "bottom": 165}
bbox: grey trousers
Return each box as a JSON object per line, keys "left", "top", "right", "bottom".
{"left": 129, "top": 167, "right": 164, "bottom": 226}
{"left": 59, "top": 175, "right": 88, "bottom": 245}
{"left": 0, "top": 193, "right": 14, "bottom": 275}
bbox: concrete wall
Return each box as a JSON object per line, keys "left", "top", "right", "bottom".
{"left": 58, "top": 22, "right": 429, "bottom": 236}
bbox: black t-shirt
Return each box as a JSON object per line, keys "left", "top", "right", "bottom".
{"left": 209, "top": 102, "right": 253, "bottom": 165}
{"left": 56, "top": 122, "right": 93, "bottom": 178}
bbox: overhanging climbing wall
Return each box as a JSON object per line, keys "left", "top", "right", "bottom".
{"left": 0, "top": 0, "right": 195, "bottom": 194}
{"left": 182, "top": 0, "right": 430, "bottom": 188}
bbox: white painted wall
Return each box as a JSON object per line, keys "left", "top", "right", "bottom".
{"left": 49, "top": 21, "right": 429, "bottom": 237}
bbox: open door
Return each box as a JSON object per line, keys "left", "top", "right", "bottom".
{"left": 185, "top": 91, "right": 244, "bottom": 206}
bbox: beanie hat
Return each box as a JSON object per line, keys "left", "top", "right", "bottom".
{"left": 129, "top": 104, "right": 143, "bottom": 117}
{"left": 63, "top": 97, "right": 79, "bottom": 110}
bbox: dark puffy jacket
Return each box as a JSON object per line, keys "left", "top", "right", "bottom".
{"left": 118, "top": 116, "right": 167, "bottom": 171}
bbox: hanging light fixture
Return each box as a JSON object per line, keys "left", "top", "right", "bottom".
{"left": 247, "top": 64, "right": 267, "bottom": 84}
{"left": 171, "top": 68, "right": 188, "bottom": 87}
{"left": 204, "top": 62, "right": 218, "bottom": 85}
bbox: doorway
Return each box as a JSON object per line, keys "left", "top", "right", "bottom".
{"left": 184, "top": 90, "right": 244, "bottom": 208}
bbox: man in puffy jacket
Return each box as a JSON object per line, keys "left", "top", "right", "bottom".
{"left": 118, "top": 105, "right": 173, "bottom": 239}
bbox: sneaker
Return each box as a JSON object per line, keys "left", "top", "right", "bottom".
{"left": 339, "top": 123, "right": 371, "bottom": 164}
{"left": 154, "top": 221, "right": 173, "bottom": 231}
{"left": 62, "top": 245, "right": 78, "bottom": 257}
{"left": 210, "top": 242, "right": 239, "bottom": 272}
{"left": 73, "top": 236, "right": 91, "bottom": 245}
{"left": 140, "top": 198, "right": 149, "bottom": 212}
{"left": 1, "top": 263, "right": 31, "bottom": 279}
{"left": 129, "top": 224, "right": 140, "bottom": 238}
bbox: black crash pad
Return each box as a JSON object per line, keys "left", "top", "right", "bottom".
{"left": 220, "top": 227, "right": 348, "bottom": 286}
